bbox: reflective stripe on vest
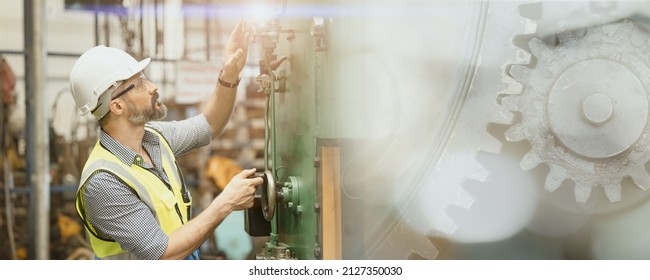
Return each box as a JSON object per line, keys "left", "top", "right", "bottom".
{"left": 75, "top": 127, "right": 192, "bottom": 259}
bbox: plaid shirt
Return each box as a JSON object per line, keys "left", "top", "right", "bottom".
{"left": 82, "top": 114, "right": 211, "bottom": 259}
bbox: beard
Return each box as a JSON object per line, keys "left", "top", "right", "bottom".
{"left": 125, "top": 94, "right": 167, "bottom": 125}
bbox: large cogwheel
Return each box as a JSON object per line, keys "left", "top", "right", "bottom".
{"left": 501, "top": 19, "right": 650, "bottom": 203}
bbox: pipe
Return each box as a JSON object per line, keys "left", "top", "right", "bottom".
{"left": 205, "top": 0, "right": 210, "bottom": 60}
{"left": 3, "top": 123, "right": 17, "bottom": 260}
{"left": 260, "top": 50, "right": 278, "bottom": 236}
{"left": 94, "top": 0, "right": 99, "bottom": 45}
{"left": 1, "top": 60, "right": 17, "bottom": 260}
{"left": 24, "top": 0, "right": 49, "bottom": 260}
{"left": 139, "top": 0, "right": 144, "bottom": 58}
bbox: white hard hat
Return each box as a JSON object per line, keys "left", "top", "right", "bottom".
{"left": 69, "top": 45, "right": 150, "bottom": 119}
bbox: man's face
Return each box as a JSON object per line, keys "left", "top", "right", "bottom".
{"left": 115, "top": 72, "right": 167, "bottom": 125}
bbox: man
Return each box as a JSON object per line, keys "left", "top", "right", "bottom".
{"left": 69, "top": 20, "right": 262, "bottom": 260}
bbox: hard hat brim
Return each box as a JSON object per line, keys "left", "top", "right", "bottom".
{"left": 118, "top": 57, "right": 151, "bottom": 82}
{"left": 86, "top": 57, "right": 151, "bottom": 119}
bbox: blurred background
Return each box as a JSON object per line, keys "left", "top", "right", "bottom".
{"left": 3, "top": 0, "right": 650, "bottom": 260}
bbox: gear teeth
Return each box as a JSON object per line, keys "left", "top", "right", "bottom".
{"left": 603, "top": 182, "right": 622, "bottom": 202}
{"left": 575, "top": 181, "right": 593, "bottom": 203}
{"left": 557, "top": 26, "right": 575, "bottom": 45}
{"left": 528, "top": 38, "right": 552, "bottom": 58}
{"left": 517, "top": 1, "right": 541, "bottom": 21}
{"left": 499, "top": 93, "right": 521, "bottom": 112}
{"left": 491, "top": 108, "right": 515, "bottom": 125}
{"left": 483, "top": 133, "right": 505, "bottom": 154}
{"left": 520, "top": 150, "right": 542, "bottom": 171}
{"left": 508, "top": 64, "right": 532, "bottom": 82}
{"left": 504, "top": 123, "right": 529, "bottom": 142}
{"left": 545, "top": 165, "right": 567, "bottom": 192}
{"left": 368, "top": 220, "right": 438, "bottom": 260}
{"left": 632, "top": 172, "right": 650, "bottom": 191}
{"left": 465, "top": 157, "right": 490, "bottom": 183}
{"left": 585, "top": 23, "right": 606, "bottom": 39}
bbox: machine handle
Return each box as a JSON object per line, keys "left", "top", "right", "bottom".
{"left": 255, "top": 170, "right": 277, "bottom": 222}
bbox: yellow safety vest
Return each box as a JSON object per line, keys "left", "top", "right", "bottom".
{"left": 75, "top": 128, "right": 192, "bottom": 259}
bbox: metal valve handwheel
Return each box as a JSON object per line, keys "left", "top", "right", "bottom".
{"left": 259, "top": 169, "right": 277, "bottom": 221}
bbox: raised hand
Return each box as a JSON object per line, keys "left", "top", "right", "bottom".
{"left": 221, "top": 19, "right": 251, "bottom": 84}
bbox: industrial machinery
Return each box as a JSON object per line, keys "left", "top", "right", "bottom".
{"left": 244, "top": 2, "right": 319, "bottom": 259}
{"left": 243, "top": 0, "right": 377, "bottom": 260}
{"left": 241, "top": 0, "right": 650, "bottom": 260}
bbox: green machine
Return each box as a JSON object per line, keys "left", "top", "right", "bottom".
{"left": 243, "top": 0, "right": 441, "bottom": 260}
{"left": 244, "top": 0, "right": 358, "bottom": 260}
{"left": 244, "top": 0, "right": 327, "bottom": 260}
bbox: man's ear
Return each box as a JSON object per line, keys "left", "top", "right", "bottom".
{"left": 109, "top": 99, "right": 126, "bottom": 116}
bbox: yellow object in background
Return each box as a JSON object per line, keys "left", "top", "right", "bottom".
{"left": 16, "top": 247, "right": 27, "bottom": 260}
{"left": 57, "top": 213, "right": 81, "bottom": 241}
{"left": 205, "top": 155, "right": 243, "bottom": 191}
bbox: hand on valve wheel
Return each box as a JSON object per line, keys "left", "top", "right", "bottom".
{"left": 219, "top": 168, "right": 263, "bottom": 211}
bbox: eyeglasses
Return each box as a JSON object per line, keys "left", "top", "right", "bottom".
{"left": 112, "top": 73, "right": 147, "bottom": 100}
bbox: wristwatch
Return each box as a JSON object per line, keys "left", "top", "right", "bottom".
{"left": 218, "top": 69, "right": 241, "bottom": 88}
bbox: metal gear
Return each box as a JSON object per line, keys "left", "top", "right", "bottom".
{"left": 396, "top": 0, "right": 538, "bottom": 244}
{"left": 501, "top": 19, "right": 650, "bottom": 203}
{"left": 363, "top": 0, "right": 530, "bottom": 256}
